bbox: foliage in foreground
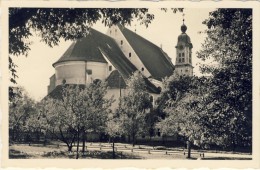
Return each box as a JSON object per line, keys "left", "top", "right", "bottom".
{"left": 156, "top": 8, "right": 252, "bottom": 150}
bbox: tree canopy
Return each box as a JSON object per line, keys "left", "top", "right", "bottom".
{"left": 197, "top": 8, "right": 252, "bottom": 148}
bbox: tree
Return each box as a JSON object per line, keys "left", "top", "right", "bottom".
{"left": 197, "top": 9, "right": 252, "bottom": 149}
{"left": 118, "top": 71, "right": 152, "bottom": 146}
{"left": 155, "top": 75, "right": 208, "bottom": 158}
{"left": 105, "top": 115, "right": 124, "bottom": 159}
{"left": 38, "top": 94, "right": 77, "bottom": 152}
{"left": 39, "top": 82, "right": 114, "bottom": 158}
{"left": 9, "top": 87, "right": 37, "bottom": 142}
{"left": 79, "top": 80, "right": 114, "bottom": 157}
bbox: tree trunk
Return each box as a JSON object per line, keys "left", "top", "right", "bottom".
{"left": 132, "top": 134, "right": 135, "bottom": 147}
{"left": 186, "top": 140, "right": 191, "bottom": 159}
{"left": 112, "top": 138, "right": 115, "bottom": 159}
{"left": 82, "top": 130, "right": 86, "bottom": 155}
{"left": 76, "top": 127, "right": 80, "bottom": 159}
{"left": 68, "top": 144, "right": 73, "bottom": 152}
{"left": 232, "top": 140, "right": 236, "bottom": 152}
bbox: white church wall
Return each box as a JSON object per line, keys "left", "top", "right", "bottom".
{"left": 86, "top": 61, "right": 108, "bottom": 83}
{"left": 54, "top": 61, "right": 108, "bottom": 86}
{"left": 55, "top": 61, "right": 86, "bottom": 85}
{"left": 107, "top": 25, "right": 151, "bottom": 77}
{"left": 106, "top": 88, "right": 128, "bottom": 112}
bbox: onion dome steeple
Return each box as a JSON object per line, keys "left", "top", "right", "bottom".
{"left": 174, "top": 14, "right": 194, "bottom": 77}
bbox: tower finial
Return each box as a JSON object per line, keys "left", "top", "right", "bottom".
{"left": 181, "top": 13, "right": 187, "bottom": 33}
{"left": 182, "top": 13, "right": 185, "bottom": 24}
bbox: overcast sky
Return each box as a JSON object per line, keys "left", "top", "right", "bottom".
{"left": 12, "top": 8, "right": 215, "bottom": 101}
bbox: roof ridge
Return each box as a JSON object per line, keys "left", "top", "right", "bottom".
{"left": 118, "top": 24, "right": 163, "bottom": 51}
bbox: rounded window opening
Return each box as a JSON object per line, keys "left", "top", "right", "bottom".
{"left": 141, "top": 67, "right": 144, "bottom": 71}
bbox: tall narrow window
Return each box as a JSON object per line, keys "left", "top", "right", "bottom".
{"left": 129, "top": 52, "right": 131, "bottom": 57}
{"left": 141, "top": 67, "right": 144, "bottom": 71}
{"left": 179, "top": 53, "right": 182, "bottom": 63}
{"left": 109, "top": 65, "right": 112, "bottom": 71}
{"left": 110, "top": 30, "right": 112, "bottom": 35}
{"left": 189, "top": 53, "right": 192, "bottom": 63}
{"left": 121, "top": 40, "right": 123, "bottom": 45}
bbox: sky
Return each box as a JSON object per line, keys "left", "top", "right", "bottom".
{"left": 12, "top": 8, "right": 215, "bottom": 101}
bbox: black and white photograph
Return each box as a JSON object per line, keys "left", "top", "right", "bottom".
{"left": 1, "top": 1, "right": 260, "bottom": 168}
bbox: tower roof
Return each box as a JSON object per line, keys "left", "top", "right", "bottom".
{"left": 176, "top": 23, "right": 193, "bottom": 48}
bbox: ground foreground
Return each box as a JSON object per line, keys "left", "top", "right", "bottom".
{"left": 9, "top": 142, "right": 252, "bottom": 160}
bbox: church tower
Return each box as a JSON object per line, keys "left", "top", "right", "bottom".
{"left": 175, "top": 18, "right": 193, "bottom": 76}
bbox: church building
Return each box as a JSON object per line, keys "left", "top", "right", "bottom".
{"left": 47, "top": 22, "right": 193, "bottom": 110}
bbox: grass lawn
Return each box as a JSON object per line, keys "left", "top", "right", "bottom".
{"left": 9, "top": 142, "right": 252, "bottom": 160}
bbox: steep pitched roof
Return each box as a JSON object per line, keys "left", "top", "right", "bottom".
{"left": 53, "top": 29, "right": 108, "bottom": 66}
{"left": 118, "top": 25, "right": 175, "bottom": 81}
